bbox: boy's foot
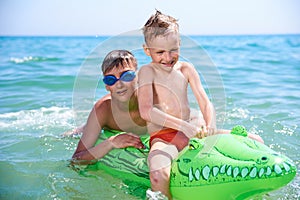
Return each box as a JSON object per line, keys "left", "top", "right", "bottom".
{"left": 146, "top": 189, "right": 168, "bottom": 200}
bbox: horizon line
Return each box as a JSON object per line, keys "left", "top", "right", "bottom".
{"left": 1, "top": 32, "right": 300, "bottom": 37}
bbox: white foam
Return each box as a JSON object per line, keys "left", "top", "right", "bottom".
{"left": 0, "top": 106, "right": 76, "bottom": 132}
{"left": 10, "top": 56, "right": 36, "bottom": 64}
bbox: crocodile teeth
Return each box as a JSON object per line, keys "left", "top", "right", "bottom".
{"left": 212, "top": 167, "right": 219, "bottom": 177}
{"left": 283, "top": 162, "right": 290, "bottom": 172}
{"left": 226, "top": 166, "right": 232, "bottom": 176}
{"left": 258, "top": 168, "right": 265, "bottom": 177}
{"left": 241, "top": 168, "right": 249, "bottom": 178}
{"left": 189, "top": 167, "right": 193, "bottom": 182}
{"left": 274, "top": 164, "right": 282, "bottom": 174}
{"left": 202, "top": 166, "right": 210, "bottom": 180}
{"left": 233, "top": 167, "right": 239, "bottom": 178}
{"left": 266, "top": 166, "right": 272, "bottom": 176}
{"left": 187, "top": 162, "right": 287, "bottom": 183}
{"left": 195, "top": 168, "right": 201, "bottom": 180}
{"left": 249, "top": 167, "right": 257, "bottom": 178}
{"left": 220, "top": 164, "right": 226, "bottom": 174}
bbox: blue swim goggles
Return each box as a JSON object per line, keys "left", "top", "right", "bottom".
{"left": 103, "top": 70, "right": 136, "bottom": 86}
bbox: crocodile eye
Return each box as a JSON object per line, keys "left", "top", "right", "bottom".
{"left": 189, "top": 144, "right": 196, "bottom": 150}
{"left": 188, "top": 139, "right": 203, "bottom": 150}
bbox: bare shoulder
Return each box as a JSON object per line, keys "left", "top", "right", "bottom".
{"left": 138, "top": 64, "right": 155, "bottom": 84}
{"left": 94, "top": 94, "right": 112, "bottom": 116}
{"left": 138, "top": 64, "right": 155, "bottom": 74}
{"left": 177, "top": 61, "right": 194, "bottom": 70}
{"left": 62, "top": 95, "right": 112, "bottom": 137}
{"left": 176, "top": 61, "right": 195, "bottom": 77}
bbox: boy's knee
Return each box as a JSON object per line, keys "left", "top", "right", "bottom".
{"left": 148, "top": 147, "right": 178, "bottom": 172}
{"left": 150, "top": 169, "right": 169, "bottom": 184}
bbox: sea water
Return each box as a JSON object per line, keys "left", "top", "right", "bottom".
{"left": 0, "top": 34, "right": 299, "bottom": 199}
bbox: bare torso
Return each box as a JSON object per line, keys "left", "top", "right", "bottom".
{"left": 147, "top": 62, "right": 191, "bottom": 132}
{"left": 95, "top": 94, "right": 147, "bottom": 135}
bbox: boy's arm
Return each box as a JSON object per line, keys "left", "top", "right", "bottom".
{"left": 138, "top": 66, "right": 200, "bottom": 138}
{"left": 72, "top": 104, "right": 113, "bottom": 162}
{"left": 72, "top": 98, "right": 144, "bottom": 163}
{"left": 184, "top": 63, "right": 215, "bottom": 132}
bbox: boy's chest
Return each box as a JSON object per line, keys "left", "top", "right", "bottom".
{"left": 152, "top": 73, "right": 189, "bottom": 115}
{"left": 153, "top": 70, "right": 188, "bottom": 95}
{"left": 111, "top": 110, "right": 146, "bottom": 132}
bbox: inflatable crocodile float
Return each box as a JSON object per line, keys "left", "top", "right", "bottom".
{"left": 84, "top": 128, "right": 296, "bottom": 199}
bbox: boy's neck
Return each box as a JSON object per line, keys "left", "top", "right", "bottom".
{"left": 112, "top": 94, "right": 139, "bottom": 112}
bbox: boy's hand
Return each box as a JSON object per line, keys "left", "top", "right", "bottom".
{"left": 195, "top": 126, "right": 215, "bottom": 138}
{"left": 206, "top": 126, "right": 216, "bottom": 136}
{"left": 196, "top": 126, "right": 206, "bottom": 138}
{"left": 108, "top": 133, "right": 145, "bottom": 149}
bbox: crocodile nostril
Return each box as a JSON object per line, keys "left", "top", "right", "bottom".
{"left": 261, "top": 156, "right": 268, "bottom": 161}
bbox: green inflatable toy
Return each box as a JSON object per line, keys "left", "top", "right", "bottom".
{"left": 84, "top": 127, "right": 296, "bottom": 200}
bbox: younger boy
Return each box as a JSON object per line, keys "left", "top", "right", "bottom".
{"left": 138, "top": 11, "right": 264, "bottom": 199}
{"left": 138, "top": 10, "right": 215, "bottom": 199}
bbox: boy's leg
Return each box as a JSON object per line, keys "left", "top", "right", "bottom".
{"left": 148, "top": 140, "right": 178, "bottom": 199}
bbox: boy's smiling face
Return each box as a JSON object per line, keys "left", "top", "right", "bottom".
{"left": 144, "top": 32, "right": 180, "bottom": 68}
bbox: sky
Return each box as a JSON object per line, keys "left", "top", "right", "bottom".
{"left": 0, "top": 0, "right": 300, "bottom": 36}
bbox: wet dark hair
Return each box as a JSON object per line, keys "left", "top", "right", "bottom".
{"left": 101, "top": 50, "right": 137, "bottom": 74}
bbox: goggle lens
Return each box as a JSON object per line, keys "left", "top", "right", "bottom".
{"left": 103, "top": 70, "right": 136, "bottom": 86}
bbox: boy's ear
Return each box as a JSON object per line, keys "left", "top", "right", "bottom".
{"left": 143, "top": 44, "right": 151, "bottom": 56}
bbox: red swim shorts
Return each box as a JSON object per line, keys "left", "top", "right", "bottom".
{"left": 150, "top": 128, "right": 189, "bottom": 151}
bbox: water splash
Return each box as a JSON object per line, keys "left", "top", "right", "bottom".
{"left": 0, "top": 106, "right": 76, "bottom": 134}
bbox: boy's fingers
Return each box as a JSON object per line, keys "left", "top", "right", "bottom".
{"left": 196, "top": 126, "right": 204, "bottom": 138}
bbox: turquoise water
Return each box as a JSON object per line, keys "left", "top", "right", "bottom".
{"left": 0, "top": 34, "right": 299, "bottom": 199}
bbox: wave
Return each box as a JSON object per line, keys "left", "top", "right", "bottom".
{"left": 9, "top": 56, "right": 60, "bottom": 64}
{"left": 249, "top": 58, "right": 284, "bottom": 65}
{"left": 226, "top": 107, "right": 250, "bottom": 120}
{"left": 0, "top": 106, "right": 76, "bottom": 134}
